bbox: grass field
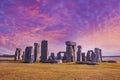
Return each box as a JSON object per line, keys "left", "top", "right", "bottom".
{"left": 0, "top": 61, "right": 120, "bottom": 80}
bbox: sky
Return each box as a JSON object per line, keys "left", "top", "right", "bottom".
{"left": 0, "top": 0, "right": 120, "bottom": 56}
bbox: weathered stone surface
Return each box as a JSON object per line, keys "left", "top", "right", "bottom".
{"left": 40, "top": 40, "right": 48, "bottom": 62}
{"left": 34, "top": 43, "right": 40, "bottom": 62}
{"left": 94, "top": 48, "right": 103, "bottom": 62}
{"left": 77, "top": 45, "right": 82, "bottom": 62}
{"left": 99, "top": 49, "right": 103, "bottom": 62}
{"left": 82, "top": 52, "right": 86, "bottom": 61}
{"left": 86, "top": 50, "right": 91, "bottom": 61}
{"left": 94, "top": 48, "right": 100, "bottom": 62}
{"left": 50, "top": 52, "right": 55, "bottom": 60}
{"left": 57, "top": 51, "right": 66, "bottom": 60}
{"left": 91, "top": 51, "right": 96, "bottom": 62}
{"left": 14, "top": 48, "right": 22, "bottom": 61}
{"left": 24, "top": 46, "right": 33, "bottom": 63}
{"left": 22, "top": 51, "right": 25, "bottom": 61}
{"left": 65, "top": 41, "right": 76, "bottom": 62}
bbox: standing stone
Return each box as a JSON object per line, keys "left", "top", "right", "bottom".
{"left": 14, "top": 48, "right": 22, "bottom": 61}
{"left": 57, "top": 51, "right": 66, "bottom": 62}
{"left": 66, "top": 45, "right": 73, "bottom": 62}
{"left": 99, "top": 49, "right": 103, "bottom": 62}
{"left": 66, "top": 41, "right": 76, "bottom": 62}
{"left": 86, "top": 51, "right": 91, "bottom": 61}
{"left": 82, "top": 52, "right": 86, "bottom": 61}
{"left": 91, "top": 51, "right": 96, "bottom": 62}
{"left": 14, "top": 48, "right": 19, "bottom": 61}
{"left": 22, "top": 51, "right": 25, "bottom": 61}
{"left": 18, "top": 49, "right": 22, "bottom": 60}
{"left": 57, "top": 52, "right": 62, "bottom": 60}
{"left": 77, "top": 45, "right": 82, "bottom": 62}
{"left": 94, "top": 48, "right": 100, "bottom": 62}
{"left": 34, "top": 43, "right": 40, "bottom": 62}
{"left": 50, "top": 52, "right": 55, "bottom": 60}
{"left": 62, "top": 53, "right": 67, "bottom": 61}
{"left": 24, "top": 46, "right": 33, "bottom": 63}
{"left": 40, "top": 40, "right": 48, "bottom": 62}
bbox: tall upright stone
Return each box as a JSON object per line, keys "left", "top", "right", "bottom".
{"left": 99, "top": 49, "right": 103, "bottom": 62}
{"left": 82, "top": 52, "right": 86, "bottom": 61}
{"left": 40, "top": 40, "right": 48, "bottom": 62}
{"left": 86, "top": 50, "right": 93, "bottom": 61}
{"left": 91, "top": 51, "right": 96, "bottom": 62}
{"left": 57, "top": 52, "right": 62, "bottom": 60}
{"left": 14, "top": 48, "right": 22, "bottom": 61}
{"left": 50, "top": 52, "right": 55, "bottom": 60}
{"left": 34, "top": 43, "right": 40, "bottom": 62}
{"left": 77, "top": 45, "right": 82, "bottom": 62}
{"left": 24, "top": 46, "right": 33, "bottom": 63}
{"left": 66, "top": 41, "right": 76, "bottom": 62}
{"left": 22, "top": 51, "right": 25, "bottom": 61}
{"left": 94, "top": 48, "right": 100, "bottom": 62}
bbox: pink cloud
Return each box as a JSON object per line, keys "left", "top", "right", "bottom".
{"left": 75, "top": 16, "right": 120, "bottom": 55}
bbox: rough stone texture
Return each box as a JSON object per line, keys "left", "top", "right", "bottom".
{"left": 40, "top": 40, "right": 48, "bottom": 62}
{"left": 91, "top": 51, "right": 96, "bottom": 62}
{"left": 22, "top": 51, "right": 25, "bottom": 61}
{"left": 24, "top": 47, "right": 33, "bottom": 63}
{"left": 57, "top": 51, "right": 66, "bottom": 60}
{"left": 66, "top": 41, "right": 76, "bottom": 62}
{"left": 86, "top": 50, "right": 92, "bottom": 61}
{"left": 62, "top": 53, "right": 67, "bottom": 62}
{"left": 57, "top": 52, "right": 62, "bottom": 60}
{"left": 82, "top": 52, "right": 86, "bottom": 61}
{"left": 94, "top": 48, "right": 103, "bottom": 62}
{"left": 14, "top": 48, "right": 22, "bottom": 61}
{"left": 77, "top": 45, "right": 82, "bottom": 62}
{"left": 34, "top": 43, "right": 40, "bottom": 62}
{"left": 99, "top": 49, "right": 103, "bottom": 62}
{"left": 50, "top": 52, "right": 55, "bottom": 60}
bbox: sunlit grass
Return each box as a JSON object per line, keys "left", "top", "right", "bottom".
{"left": 0, "top": 62, "right": 120, "bottom": 80}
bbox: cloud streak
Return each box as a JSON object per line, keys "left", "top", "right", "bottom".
{"left": 0, "top": 0, "right": 120, "bottom": 55}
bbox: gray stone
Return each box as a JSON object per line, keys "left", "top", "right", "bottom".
{"left": 65, "top": 41, "right": 76, "bottom": 62}
{"left": 34, "top": 43, "right": 40, "bottom": 62}
{"left": 22, "top": 51, "right": 25, "bottom": 61}
{"left": 50, "top": 52, "right": 55, "bottom": 60}
{"left": 99, "top": 49, "right": 103, "bottom": 62}
{"left": 24, "top": 46, "right": 33, "bottom": 63}
{"left": 77, "top": 45, "right": 82, "bottom": 62}
{"left": 14, "top": 48, "right": 22, "bottom": 61}
{"left": 94, "top": 48, "right": 103, "bottom": 62}
{"left": 40, "top": 40, "right": 48, "bottom": 62}
{"left": 86, "top": 50, "right": 92, "bottom": 61}
{"left": 91, "top": 51, "right": 96, "bottom": 62}
{"left": 82, "top": 52, "right": 86, "bottom": 61}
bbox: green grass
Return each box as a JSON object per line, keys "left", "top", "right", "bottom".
{"left": 0, "top": 62, "right": 120, "bottom": 80}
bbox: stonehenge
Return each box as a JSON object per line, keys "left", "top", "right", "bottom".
{"left": 14, "top": 40, "right": 104, "bottom": 64}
